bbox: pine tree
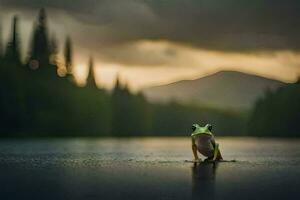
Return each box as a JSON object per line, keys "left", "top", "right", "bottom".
{"left": 49, "top": 33, "right": 58, "bottom": 65}
{"left": 111, "top": 75, "right": 124, "bottom": 135}
{"left": 297, "top": 76, "right": 300, "bottom": 84}
{"left": 114, "top": 74, "right": 122, "bottom": 91}
{"left": 0, "top": 23, "right": 3, "bottom": 58}
{"left": 28, "top": 8, "right": 50, "bottom": 68}
{"left": 64, "top": 36, "right": 72, "bottom": 74}
{"left": 86, "top": 56, "right": 97, "bottom": 88}
{"left": 5, "top": 15, "right": 21, "bottom": 64}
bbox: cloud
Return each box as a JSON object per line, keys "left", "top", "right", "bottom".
{"left": 1, "top": 0, "right": 300, "bottom": 77}
{"left": 1, "top": 0, "right": 300, "bottom": 51}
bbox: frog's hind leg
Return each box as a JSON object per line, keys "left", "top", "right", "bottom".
{"left": 216, "top": 149, "right": 223, "bottom": 161}
{"left": 213, "top": 144, "right": 223, "bottom": 161}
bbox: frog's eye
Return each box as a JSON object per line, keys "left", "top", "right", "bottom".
{"left": 207, "top": 124, "right": 213, "bottom": 131}
{"left": 192, "top": 125, "right": 196, "bottom": 131}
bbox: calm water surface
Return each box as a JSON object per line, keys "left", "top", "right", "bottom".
{"left": 0, "top": 137, "right": 299, "bottom": 200}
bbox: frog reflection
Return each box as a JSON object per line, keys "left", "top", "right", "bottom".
{"left": 191, "top": 161, "right": 218, "bottom": 199}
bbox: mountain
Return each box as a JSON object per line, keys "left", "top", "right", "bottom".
{"left": 143, "top": 71, "right": 286, "bottom": 109}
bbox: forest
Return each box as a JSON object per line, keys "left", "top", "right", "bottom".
{"left": 248, "top": 80, "right": 300, "bottom": 137}
{"left": 0, "top": 9, "right": 298, "bottom": 137}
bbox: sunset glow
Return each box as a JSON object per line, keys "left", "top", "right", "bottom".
{"left": 71, "top": 40, "right": 300, "bottom": 90}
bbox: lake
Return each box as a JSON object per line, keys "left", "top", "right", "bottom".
{"left": 0, "top": 137, "right": 299, "bottom": 200}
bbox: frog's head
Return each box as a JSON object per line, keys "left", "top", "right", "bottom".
{"left": 191, "top": 123, "right": 213, "bottom": 136}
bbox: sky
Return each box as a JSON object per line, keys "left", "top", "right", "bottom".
{"left": 0, "top": 0, "right": 300, "bottom": 90}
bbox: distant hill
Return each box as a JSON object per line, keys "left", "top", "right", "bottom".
{"left": 143, "top": 71, "right": 286, "bottom": 109}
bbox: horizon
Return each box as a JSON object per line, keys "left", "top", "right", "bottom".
{"left": 0, "top": 2, "right": 299, "bottom": 90}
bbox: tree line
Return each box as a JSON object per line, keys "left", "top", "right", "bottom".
{"left": 248, "top": 79, "right": 300, "bottom": 137}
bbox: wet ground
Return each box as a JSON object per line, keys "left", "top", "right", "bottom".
{"left": 0, "top": 137, "right": 299, "bottom": 200}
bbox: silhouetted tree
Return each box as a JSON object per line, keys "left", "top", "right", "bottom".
{"left": 49, "top": 33, "right": 58, "bottom": 65}
{"left": 0, "top": 23, "right": 3, "bottom": 58}
{"left": 110, "top": 75, "right": 151, "bottom": 136}
{"left": 111, "top": 75, "right": 127, "bottom": 135}
{"left": 297, "top": 76, "right": 300, "bottom": 84}
{"left": 4, "top": 15, "right": 21, "bottom": 64}
{"left": 86, "top": 56, "right": 98, "bottom": 88}
{"left": 64, "top": 36, "right": 72, "bottom": 74}
{"left": 28, "top": 8, "right": 50, "bottom": 69}
{"left": 114, "top": 74, "right": 122, "bottom": 91}
{"left": 0, "top": 16, "right": 24, "bottom": 134}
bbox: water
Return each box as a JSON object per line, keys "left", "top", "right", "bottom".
{"left": 0, "top": 137, "right": 299, "bottom": 200}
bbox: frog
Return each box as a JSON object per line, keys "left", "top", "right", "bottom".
{"left": 191, "top": 123, "right": 223, "bottom": 162}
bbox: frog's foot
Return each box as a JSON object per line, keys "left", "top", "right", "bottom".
{"left": 204, "top": 157, "right": 214, "bottom": 162}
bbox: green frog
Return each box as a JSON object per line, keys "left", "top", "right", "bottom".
{"left": 191, "top": 124, "right": 223, "bottom": 162}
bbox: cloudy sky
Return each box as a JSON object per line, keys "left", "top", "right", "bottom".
{"left": 1, "top": 0, "right": 300, "bottom": 90}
